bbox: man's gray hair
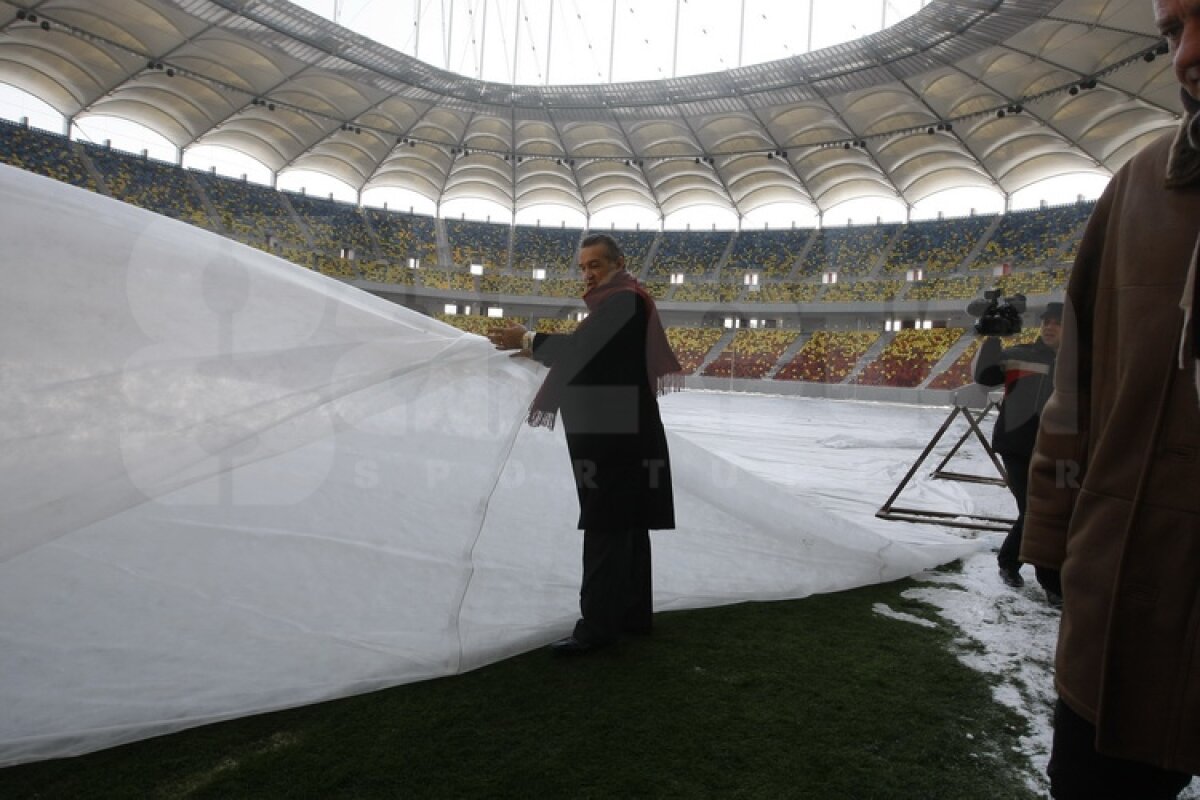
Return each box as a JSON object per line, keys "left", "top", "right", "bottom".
{"left": 581, "top": 232, "right": 624, "bottom": 263}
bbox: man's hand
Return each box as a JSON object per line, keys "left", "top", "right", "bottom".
{"left": 488, "top": 323, "right": 528, "bottom": 351}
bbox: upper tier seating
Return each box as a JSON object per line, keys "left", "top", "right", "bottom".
{"left": 512, "top": 225, "right": 579, "bottom": 274}
{"left": 612, "top": 230, "right": 657, "bottom": 273}
{"left": 359, "top": 260, "right": 417, "bottom": 285}
{"left": 84, "top": 144, "right": 215, "bottom": 231}
{"left": 366, "top": 207, "right": 438, "bottom": 267}
{"left": 800, "top": 224, "right": 898, "bottom": 279}
{"left": 482, "top": 275, "right": 536, "bottom": 296}
{"left": 285, "top": 192, "right": 374, "bottom": 256}
{"left": 649, "top": 229, "right": 731, "bottom": 278}
{"left": 0, "top": 119, "right": 94, "bottom": 191}
{"left": 724, "top": 228, "right": 812, "bottom": 279}
{"left": 0, "top": 121, "right": 1094, "bottom": 322}
{"left": 883, "top": 215, "right": 994, "bottom": 275}
{"left": 192, "top": 170, "right": 307, "bottom": 249}
{"left": 977, "top": 203, "right": 1094, "bottom": 268}
{"left": 445, "top": 218, "right": 510, "bottom": 270}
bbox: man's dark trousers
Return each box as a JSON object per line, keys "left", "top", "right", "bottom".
{"left": 573, "top": 528, "right": 651, "bottom": 644}
{"left": 998, "top": 453, "right": 1031, "bottom": 572}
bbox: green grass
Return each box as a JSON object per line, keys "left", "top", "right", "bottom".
{"left": 0, "top": 579, "right": 1036, "bottom": 799}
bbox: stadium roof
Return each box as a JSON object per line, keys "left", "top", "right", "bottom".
{"left": 0, "top": 0, "right": 1182, "bottom": 220}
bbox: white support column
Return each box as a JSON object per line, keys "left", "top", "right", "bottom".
{"left": 514, "top": 0, "right": 522, "bottom": 84}
{"left": 807, "top": 0, "right": 815, "bottom": 53}
{"left": 672, "top": 0, "right": 681, "bottom": 78}
{"left": 478, "top": 0, "right": 488, "bottom": 79}
{"left": 608, "top": 0, "right": 617, "bottom": 83}
{"left": 737, "top": 0, "right": 747, "bottom": 67}
{"left": 445, "top": 0, "right": 455, "bottom": 71}
{"left": 545, "top": 0, "right": 554, "bottom": 85}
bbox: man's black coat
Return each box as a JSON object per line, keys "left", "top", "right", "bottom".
{"left": 974, "top": 335, "right": 1057, "bottom": 457}
{"left": 531, "top": 289, "right": 675, "bottom": 531}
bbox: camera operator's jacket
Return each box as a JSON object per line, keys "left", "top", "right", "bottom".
{"left": 972, "top": 336, "right": 1056, "bottom": 457}
{"left": 1021, "top": 100, "right": 1200, "bottom": 774}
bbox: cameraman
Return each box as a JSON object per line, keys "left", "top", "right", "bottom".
{"left": 973, "top": 302, "right": 1063, "bottom": 603}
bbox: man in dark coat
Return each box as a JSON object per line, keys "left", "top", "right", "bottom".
{"left": 974, "top": 302, "right": 1063, "bottom": 602}
{"left": 489, "top": 233, "right": 682, "bottom": 654}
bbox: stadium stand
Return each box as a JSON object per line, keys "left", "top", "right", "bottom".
{"left": 666, "top": 327, "right": 725, "bottom": 374}
{"left": 534, "top": 318, "right": 580, "bottom": 334}
{"left": 926, "top": 326, "right": 1042, "bottom": 390}
{"left": 446, "top": 218, "right": 510, "bottom": 270}
{"left": 482, "top": 275, "right": 536, "bottom": 295}
{"left": 723, "top": 228, "right": 811, "bottom": 279}
{"left": 436, "top": 313, "right": 527, "bottom": 336}
{"left": 285, "top": 192, "right": 373, "bottom": 257}
{"left": 851, "top": 328, "right": 966, "bottom": 387}
{"left": 745, "top": 281, "right": 822, "bottom": 303}
{"left": 702, "top": 329, "right": 799, "bottom": 379}
{"left": 541, "top": 277, "right": 585, "bottom": 297}
{"left": 904, "top": 275, "right": 984, "bottom": 302}
{"left": 0, "top": 121, "right": 1095, "bottom": 396}
{"left": 883, "top": 215, "right": 994, "bottom": 275}
{"left": 774, "top": 330, "right": 881, "bottom": 383}
{"left": 0, "top": 119, "right": 95, "bottom": 191}
{"left": 990, "top": 267, "right": 1069, "bottom": 298}
{"left": 611, "top": 229, "right": 658, "bottom": 274}
{"left": 672, "top": 282, "right": 740, "bottom": 303}
{"left": 84, "top": 143, "right": 215, "bottom": 231}
{"left": 191, "top": 170, "right": 307, "bottom": 249}
{"left": 641, "top": 280, "right": 671, "bottom": 300}
{"left": 512, "top": 224, "right": 579, "bottom": 274}
{"left": 419, "top": 270, "right": 452, "bottom": 290}
{"left": 820, "top": 279, "right": 903, "bottom": 303}
{"left": 649, "top": 229, "right": 730, "bottom": 278}
{"left": 800, "top": 224, "right": 897, "bottom": 279}
{"left": 366, "top": 207, "right": 438, "bottom": 267}
{"left": 975, "top": 203, "right": 1093, "bottom": 268}
{"left": 359, "top": 259, "right": 417, "bottom": 285}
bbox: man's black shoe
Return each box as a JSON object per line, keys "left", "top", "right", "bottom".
{"left": 998, "top": 566, "right": 1025, "bottom": 588}
{"left": 549, "top": 635, "right": 603, "bottom": 655}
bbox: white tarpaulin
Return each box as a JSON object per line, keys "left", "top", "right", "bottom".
{"left": 0, "top": 164, "right": 982, "bottom": 766}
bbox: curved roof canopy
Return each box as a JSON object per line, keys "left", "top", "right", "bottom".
{"left": 0, "top": 0, "right": 1182, "bottom": 220}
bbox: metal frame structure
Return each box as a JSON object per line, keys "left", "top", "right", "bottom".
{"left": 876, "top": 401, "right": 1016, "bottom": 533}
{"left": 0, "top": 0, "right": 1179, "bottom": 223}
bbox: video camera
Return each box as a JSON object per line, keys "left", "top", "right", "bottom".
{"left": 967, "top": 289, "right": 1026, "bottom": 336}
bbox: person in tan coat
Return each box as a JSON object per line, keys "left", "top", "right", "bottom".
{"left": 1021, "top": 0, "right": 1200, "bottom": 795}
